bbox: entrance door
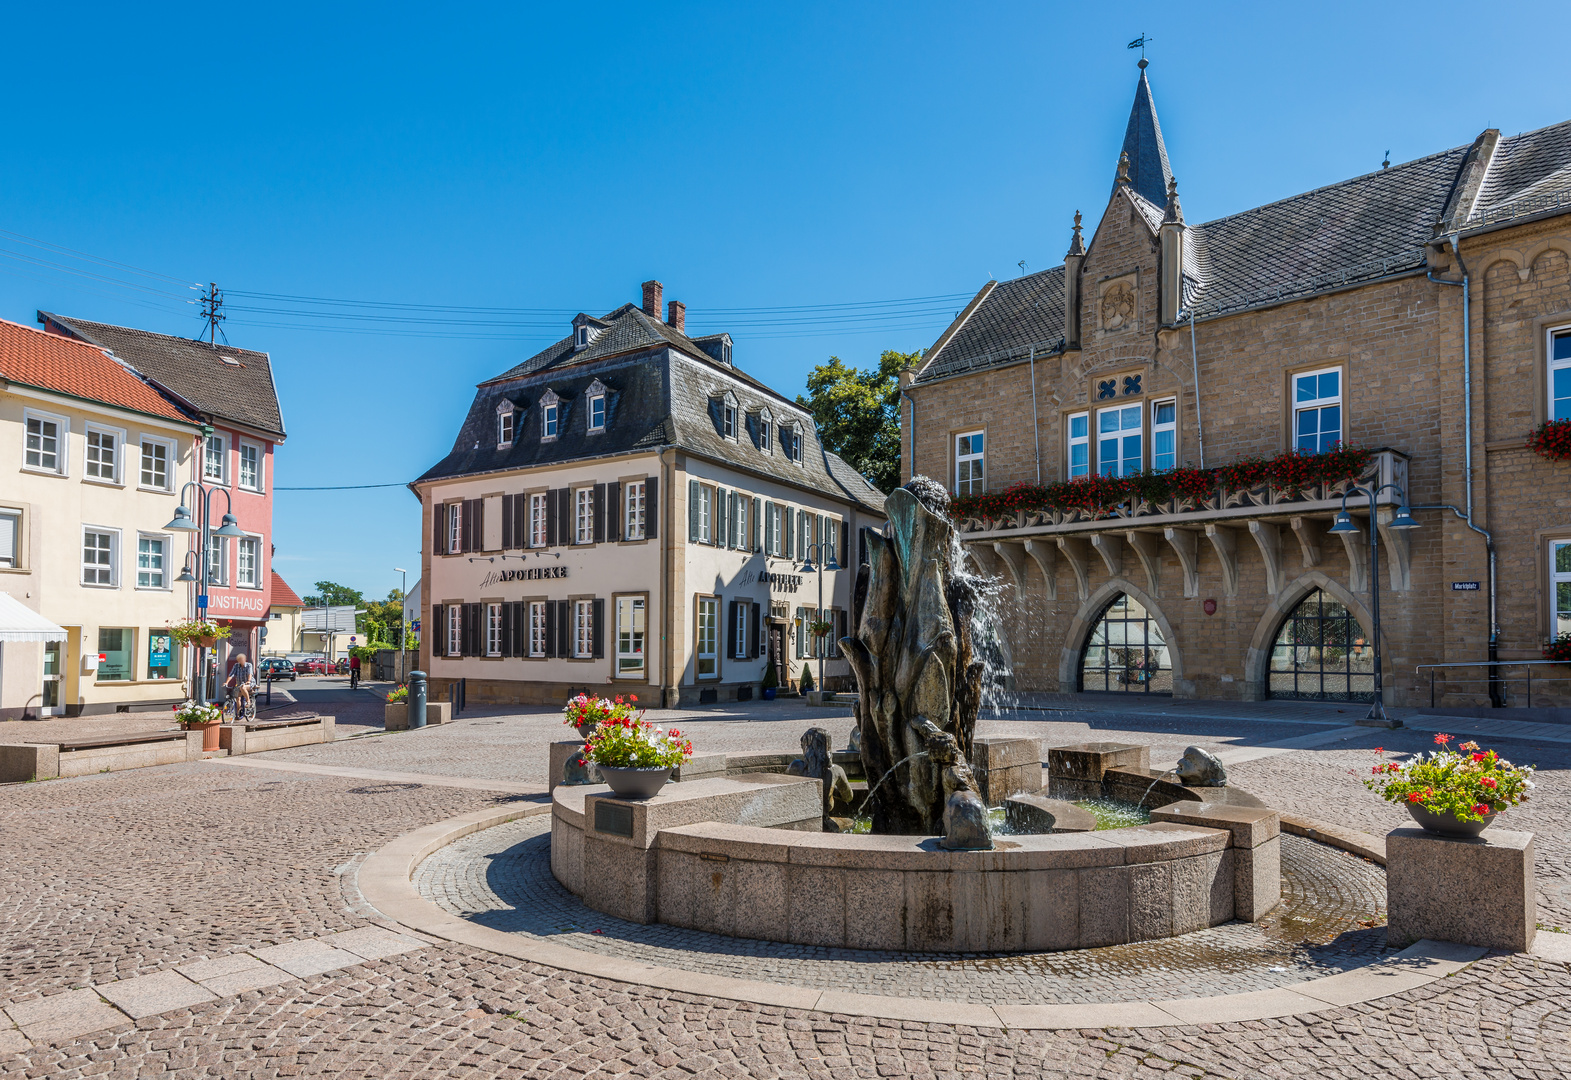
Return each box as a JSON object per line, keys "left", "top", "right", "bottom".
{"left": 40, "top": 640, "right": 62, "bottom": 716}
{"left": 768, "top": 624, "right": 787, "bottom": 687}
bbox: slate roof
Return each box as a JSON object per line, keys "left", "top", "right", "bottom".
{"left": 38, "top": 313, "right": 286, "bottom": 438}
{"left": 1114, "top": 63, "right": 1174, "bottom": 209}
{"left": 416, "top": 303, "right": 886, "bottom": 515}
{"left": 0, "top": 317, "right": 196, "bottom": 425}
{"left": 270, "top": 572, "right": 304, "bottom": 608}
{"left": 916, "top": 71, "right": 1571, "bottom": 384}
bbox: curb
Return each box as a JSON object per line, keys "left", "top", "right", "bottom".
{"left": 356, "top": 807, "right": 1494, "bottom": 1029}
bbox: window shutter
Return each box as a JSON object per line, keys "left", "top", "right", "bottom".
{"left": 545, "top": 602, "right": 558, "bottom": 658}
{"left": 729, "top": 491, "right": 739, "bottom": 548}
{"left": 794, "top": 607, "right": 804, "bottom": 658}
{"left": 559, "top": 489, "right": 573, "bottom": 543}
{"left": 432, "top": 604, "right": 445, "bottom": 653}
{"left": 592, "top": 598, "right": 605, "bottom": 658}
{"left": 433, "top": 504, "right": 445, "bottom": 555}
{"left": 751, "top": 496, "right": 762, "bottom": 551}
{"left": 501, "top": 496, "right": 514, "bottom": 550}
{"left": 546, "top": 488, "right": 558, "bottom": 546}
{"left": 476, "top": 500, "right": 487, "bottom": 552}
{"left": 749, "top": 602, "right": 761, "bottom": 659}
{"left": 784, "top": 506, "right": 794, "bottom": 559}
{"left": 515, "top": 495, "right": 527, "bottom": 550}
{"left": 859, "top": 526, "right": 869, "bottom": 566}
{"left": 592, "top": 483, "right": 606, "bottom": 544}
{"left": 841, "top": 520, "right": 849, "bottom": 565}
{"left": 727, "top": 599, "right": 739, "bottom": 658}
{"left": 606, "top": 481, "right": 621, "bottom": 543}
{"left": 645, "top": 475, "right": 659, "bottom": 539}
{"left": 458, "top": 500, "right": 472, "bottom": 553}
{"left": 715, "top": 487, "right": 728, "bottom": 548}
{"left": 500, "top": 602, "right": 513, "bottom": 657}
{"left": 688, "top": 479, "right": 700, "bottom": 543}
{"left": 557, "top": 600, "right": 572, "bottom": 658}
{"left": 459, "top": 603, "right": 472, "bottom": 656}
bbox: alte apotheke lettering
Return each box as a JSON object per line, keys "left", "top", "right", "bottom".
{"left": 481, "top": 566, "right": 570, "bottom": 588}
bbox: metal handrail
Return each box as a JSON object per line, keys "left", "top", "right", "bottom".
{"left": 1415, "top": 660, "right": 1562, "bottom": 669}
{"left": 1414, "top": 660, "right": 1568, "bottom": 709}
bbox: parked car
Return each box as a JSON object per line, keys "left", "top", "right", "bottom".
{"left": 293, "top": 656, "right": 330, "bottom": 675}
{"left": 258, "top": 657, "right": 296, "bottom": 682}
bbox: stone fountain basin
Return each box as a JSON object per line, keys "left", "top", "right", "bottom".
{"left": 549, "top": 777, "right": 1281, "bottom": 954}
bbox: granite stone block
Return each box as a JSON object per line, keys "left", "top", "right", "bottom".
{"left": 786, "top": 864, "right": 846, "bottom": 947}
{"left": 1127, "top": 861, "right": 1174, "bottom": 940}
{"left": 1021, "top": 868, "right": 1079, "bottom": 950}
{"left": 731, "top": 858, "right": 790, "bottom": 942}
{"left": 1078, "top": 866, "right": 1131, "bottom": 947}
{"left": 1386, "top": 827, "right": 1535, "bottom": 952}
{"left": 1234, "top": 834, "right": 1282, "bottom": 921}
{"left": 843, "top": 869, "right": 906, "bottom": 950}
{"left": 1151, "top": 801, "right": 1280, "bottom": 848}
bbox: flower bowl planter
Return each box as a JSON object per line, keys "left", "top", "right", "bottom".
{"left": 597, "top": 765, "right": 672, "bottom": 799}
{"left": 197, "top": 635, "right": 217, "bottom": 648}
{"left": 1408, "top": 803, "right": 1497, "bottom": 838}
{"left": 194, "top": 720, "right": 221, "bottom": 752}
{"left": 576, "top": 723, "right": 598, "bottom": 740}
{"left": 761, "top": 687, "right": 778, "bottom": 701}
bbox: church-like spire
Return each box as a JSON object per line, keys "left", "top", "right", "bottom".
{"left": 1112, "top": 58, "right": 1174, "bottom": 208}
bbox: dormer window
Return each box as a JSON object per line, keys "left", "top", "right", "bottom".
{"left": 497, "top": 404, "right": 515, "bottom": 447}
{"left": 540, "top": 389, "right": 561, "bottom": 440}
{"left": 589, "top": 395, "right": 606, "bottom": 431}
{"left": 721, "top": 339, "right": 732, "bottom": 365}
{"left": 576, "top": 326, "right": 590, "bottom": 349}
{"left": 787, "top": 424, "right": 803, "bottom": 463}
{"left": 721, "top": 391, "right": 739, "bottom": 440}
{"left": 759, "top": 409, "right": 773, "bottom": 453}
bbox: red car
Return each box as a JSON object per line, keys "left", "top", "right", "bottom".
{"left": 293, "top": 657, "right": 331, "bottom": 675}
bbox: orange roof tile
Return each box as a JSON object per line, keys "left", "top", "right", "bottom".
{"left": 0, "top": 317, "right": 194, "bottom": 424}
{"left": 270, "top": 571, "right": 304, "bottom": 607}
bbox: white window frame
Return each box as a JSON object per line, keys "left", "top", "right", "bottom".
{"left": 497, "top": 403, "right": 515, "bottom": 447}
{"left": 236, "top": 535, "right": 261, "bottom": 589}
{"left": 1292, "top": 366, "right": 1344, "bottom": 454}
{"left": 0, "top": 508, "right": 19, "bottom": 569}
{"left": 543, "top": 403, "right": 559, "bottom": 439}
{"left": 23, "top": 409, "right": 67, "bottom": 476}
{"left": 788, "top": 425, "right": 803, "bottom": 463}
{"left": 624, "top": 481, "right": 646, "bottom": 541}
{"left": 447, "top": 605, "right": 462, "bottom": 657}
{"left": 136, "top": 532, "right": 170, "bottom": 590}
{"left": 1550, "top": 326, "right": 1571, "bottom": 422}
{"left": 203, "top": 433, "right": 228, "bottom": 484}
{"left": 83, "top": 424, "right": 123, "bottom": 485}
{"left": 696, "top": 597, "right": 718, "bottom": 678}
{"left": 589, "top": 395, "right": 606, "bottom": 432}
{"left": 529, "top": 493, "right": 547, "bottom": 547}
{"left": 575, "top": 325, "right": 590, "bottom": 349}
{"left": 574, "top": 599, "right": 594, "bottom": 658}
{"left": 575, "top": 488, "right": 594, "bottom": 544}
{"left": 447, "top": 503, "right": 462, "bottom": 554}
{"left": 1097, "top": 404, "right": 1143, "bottom": 478}
{"left": 698, "top": 486, "right": 712, "bottom": 544}
{"left": 81, "top": 525, "right": 119, "bottom": 588}
{"left": 208, "top": 533, "right": 228, "bottom": 587}
{"left": 616, "top": 595, "right": 646, "bottom": 677}
{"left": 139, "top": 436, "right": 175, "bottom": 492}
{"left": 733, "top": 494, "right": 748, "bottom": 549}
{"left": 722, "top": 400, "right": 737, "bottom": 440}
{"left": 1151, "top": 399, "right": 1177, "bottom": 472}
{"left": 769, "top": 502, "right": 782, "bottom": 556}
{"left": 486, "top": 602, "right": 503, "bottom": 657}
{"left": 238, "top": 439, "right": 265, "bottom": 493}
{"left": 733, "top": 601, "right": 748, "bottom": 659}
{"left": 954, "top": 430, "right": 985, "bottom": 495}
{"left": 528, "top": 601, "right": 547, "bottom": 656}
{"left": 759, "top": 414, "right": 773, "bottom": 454}
{"left": 1552, "top": 539, "right": 1571, "bottom": 643}
{"left": 1067, "top": 411, "right": 1090, "bottom": 478}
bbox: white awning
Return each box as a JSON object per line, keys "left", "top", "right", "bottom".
{"left": 0, "top": 592, "right": 68, "bottom": 643}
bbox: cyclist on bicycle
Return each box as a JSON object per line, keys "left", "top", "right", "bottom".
{"left": 226, "top": 652, "right": 256, "bottom": 717}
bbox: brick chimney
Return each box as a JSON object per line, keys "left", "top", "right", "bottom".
{"left": 641, "top": 280, "right": 663, "bottom": 319}
{"left": 667, "top": 299, "right": 686, "bottom": 333}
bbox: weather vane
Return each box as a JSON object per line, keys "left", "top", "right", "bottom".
{"left": 1127, "top": 34, "right": 1152, "bottom": 61}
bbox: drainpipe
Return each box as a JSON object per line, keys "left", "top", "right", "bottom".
{"left": 1427, "top": 234, "right": 1502, "bottom": 707}
{"left": 1186, "top": 309, "right": 1206, "bottom": 468}
{"left": 899, "top": 380, "right": 917, "bottom": 483}
{"left": 1028, "top": 346, "right": 1042, "bottom": 484}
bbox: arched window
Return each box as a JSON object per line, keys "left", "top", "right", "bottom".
{"left": 1080, "top": 593, "right": 1171, "bottom": 694}
{"left": 1268, "top": 589, "right": 1373, "bottom": 701}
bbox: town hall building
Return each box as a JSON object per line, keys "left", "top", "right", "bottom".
{"left": 903, "top": 60, "right": 1571, "bottom": 711}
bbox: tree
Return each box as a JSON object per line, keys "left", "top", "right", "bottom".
{"left": 796, "top": 349, "right": 919, "bottom": 494}
{"left": 303, "top": 581, "right": 363, "bottom": 608}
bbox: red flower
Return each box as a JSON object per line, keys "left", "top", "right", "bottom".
{"left": 1481, "top": 776, "right": 1497, "bottom": 789}
{"left": 1471, "top": 752, "right": 1487, "bottom": 763}
{"left": 1434, "top": 733, "right": 1452, "bottom": 745}
{"left": 1373, "top": 747, "right": 1383, "bottom": 754}
{"left": 1407, "top": 792, "right": 1424, "bottom": 803}
{"left": 1472, "top": 804, "right": 1490, "bottom": 816}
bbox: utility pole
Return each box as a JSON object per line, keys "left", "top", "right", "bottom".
{"left": 199, "top": 283, "right": 226, "bottom": 345}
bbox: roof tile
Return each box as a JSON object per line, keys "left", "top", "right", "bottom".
{"left": 0, "top": 317, "right": 194, "bottom": 424}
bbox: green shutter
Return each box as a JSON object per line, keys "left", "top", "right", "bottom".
{"left": 688, "top": 479, "right": 700, "bottom": 543}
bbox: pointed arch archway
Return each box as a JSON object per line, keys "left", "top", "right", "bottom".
{"left": 1244, "top": 571, "right": 1384, "bottom": 702}
{"left": 1058, "top": 578, "right": 1181, "bottom": 695}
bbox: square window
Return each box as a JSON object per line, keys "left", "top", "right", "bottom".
{"left": 237, "top": 537, "right": 259, "bottom": 587}
{"left": 239, "top": 442, "right": 262, "bottom": 491}
{"left": 955, "top": 430, "right": 985, "bottom": 494}
{"left": 95, "top": 627, "right": 134, "bottom": 682}
{"left": 82, "top": 529, "right": 115, "bottom": 586}
{"left": 137, "top": 535, "right": 166, "bottom": 588}
{"left": 204, "top": 435, "right": 226, "bottom": 482}
{"left": 25, "top": 415, "right": 61, "bottom": 472}
{"left": 1551, "top": 329, "right": 1571, "bottom": 422}
{"left": 1293, "top": 367, "right": 1344, "bottom": 453}
{"left": 140, "top": 439, "right": 170, "bottom": 490}
{"left": 1152, "top": 400, "right": 1177, "bottom": 472}
{"left": 1097, "top": 405, "right": 1143, "bottom": 477}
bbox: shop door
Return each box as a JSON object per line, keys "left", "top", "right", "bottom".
{"left": 40, "top": 640, "right": 63, "bottom": 716}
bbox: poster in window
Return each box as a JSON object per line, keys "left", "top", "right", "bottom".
{"left": 148, "top": 633, "right": 174, "bottom": 679}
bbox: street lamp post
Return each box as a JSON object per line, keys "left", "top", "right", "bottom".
{"left": 394, "top": 567, "right": 408, "bottom": 681}
{"left": 798, "top": 541, "right": 841, "bottom": 693}
{"left": 165, "top": 480, "right": 246, "bottom": 706}
{"left": 1329, "top": 483, "right": 1419, "bottom": 728}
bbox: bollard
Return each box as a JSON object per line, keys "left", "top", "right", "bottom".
{"left": 409, "top": 670, "right": 428, "bottom": 729}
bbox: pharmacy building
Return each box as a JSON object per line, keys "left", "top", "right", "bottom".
{"left": 414, "top": 281, "right": 887, "bottom": 708}
{"left": 902, "top": 60, "right": 1571, "bottom": 710}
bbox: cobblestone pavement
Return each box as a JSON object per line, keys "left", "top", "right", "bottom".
{"left": 3, "top": 707, "right": 1571, "bottom": 1077}
{"left": 415, "top": 816, "right": 1392, "bottom": 1004}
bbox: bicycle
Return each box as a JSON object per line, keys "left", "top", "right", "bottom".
{"left": 222, "top": 681, "right": 258, "bottom": 723}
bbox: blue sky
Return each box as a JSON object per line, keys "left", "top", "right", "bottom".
{"left": 2, "top": 1, "right": 1566, "bottom": 603}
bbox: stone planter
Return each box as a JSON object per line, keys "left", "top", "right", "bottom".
{"left": 597, "top": 765, "right": 671, "bottom": 799}
{"left": 189, "top": 721, "right": 222, "bottom": 752}
{"left": 1408, "top": 803, "right": 1497, "bottom": 838}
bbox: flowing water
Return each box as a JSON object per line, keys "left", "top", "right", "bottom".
{"left": 946, "top": 528, "right": 1018, "bottom": 714}
{"left": 849, "top": 749, "right": 931, "bottom": 832}
{"left": 1074, "top": 798, "right": 1152, "bottom": 830}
